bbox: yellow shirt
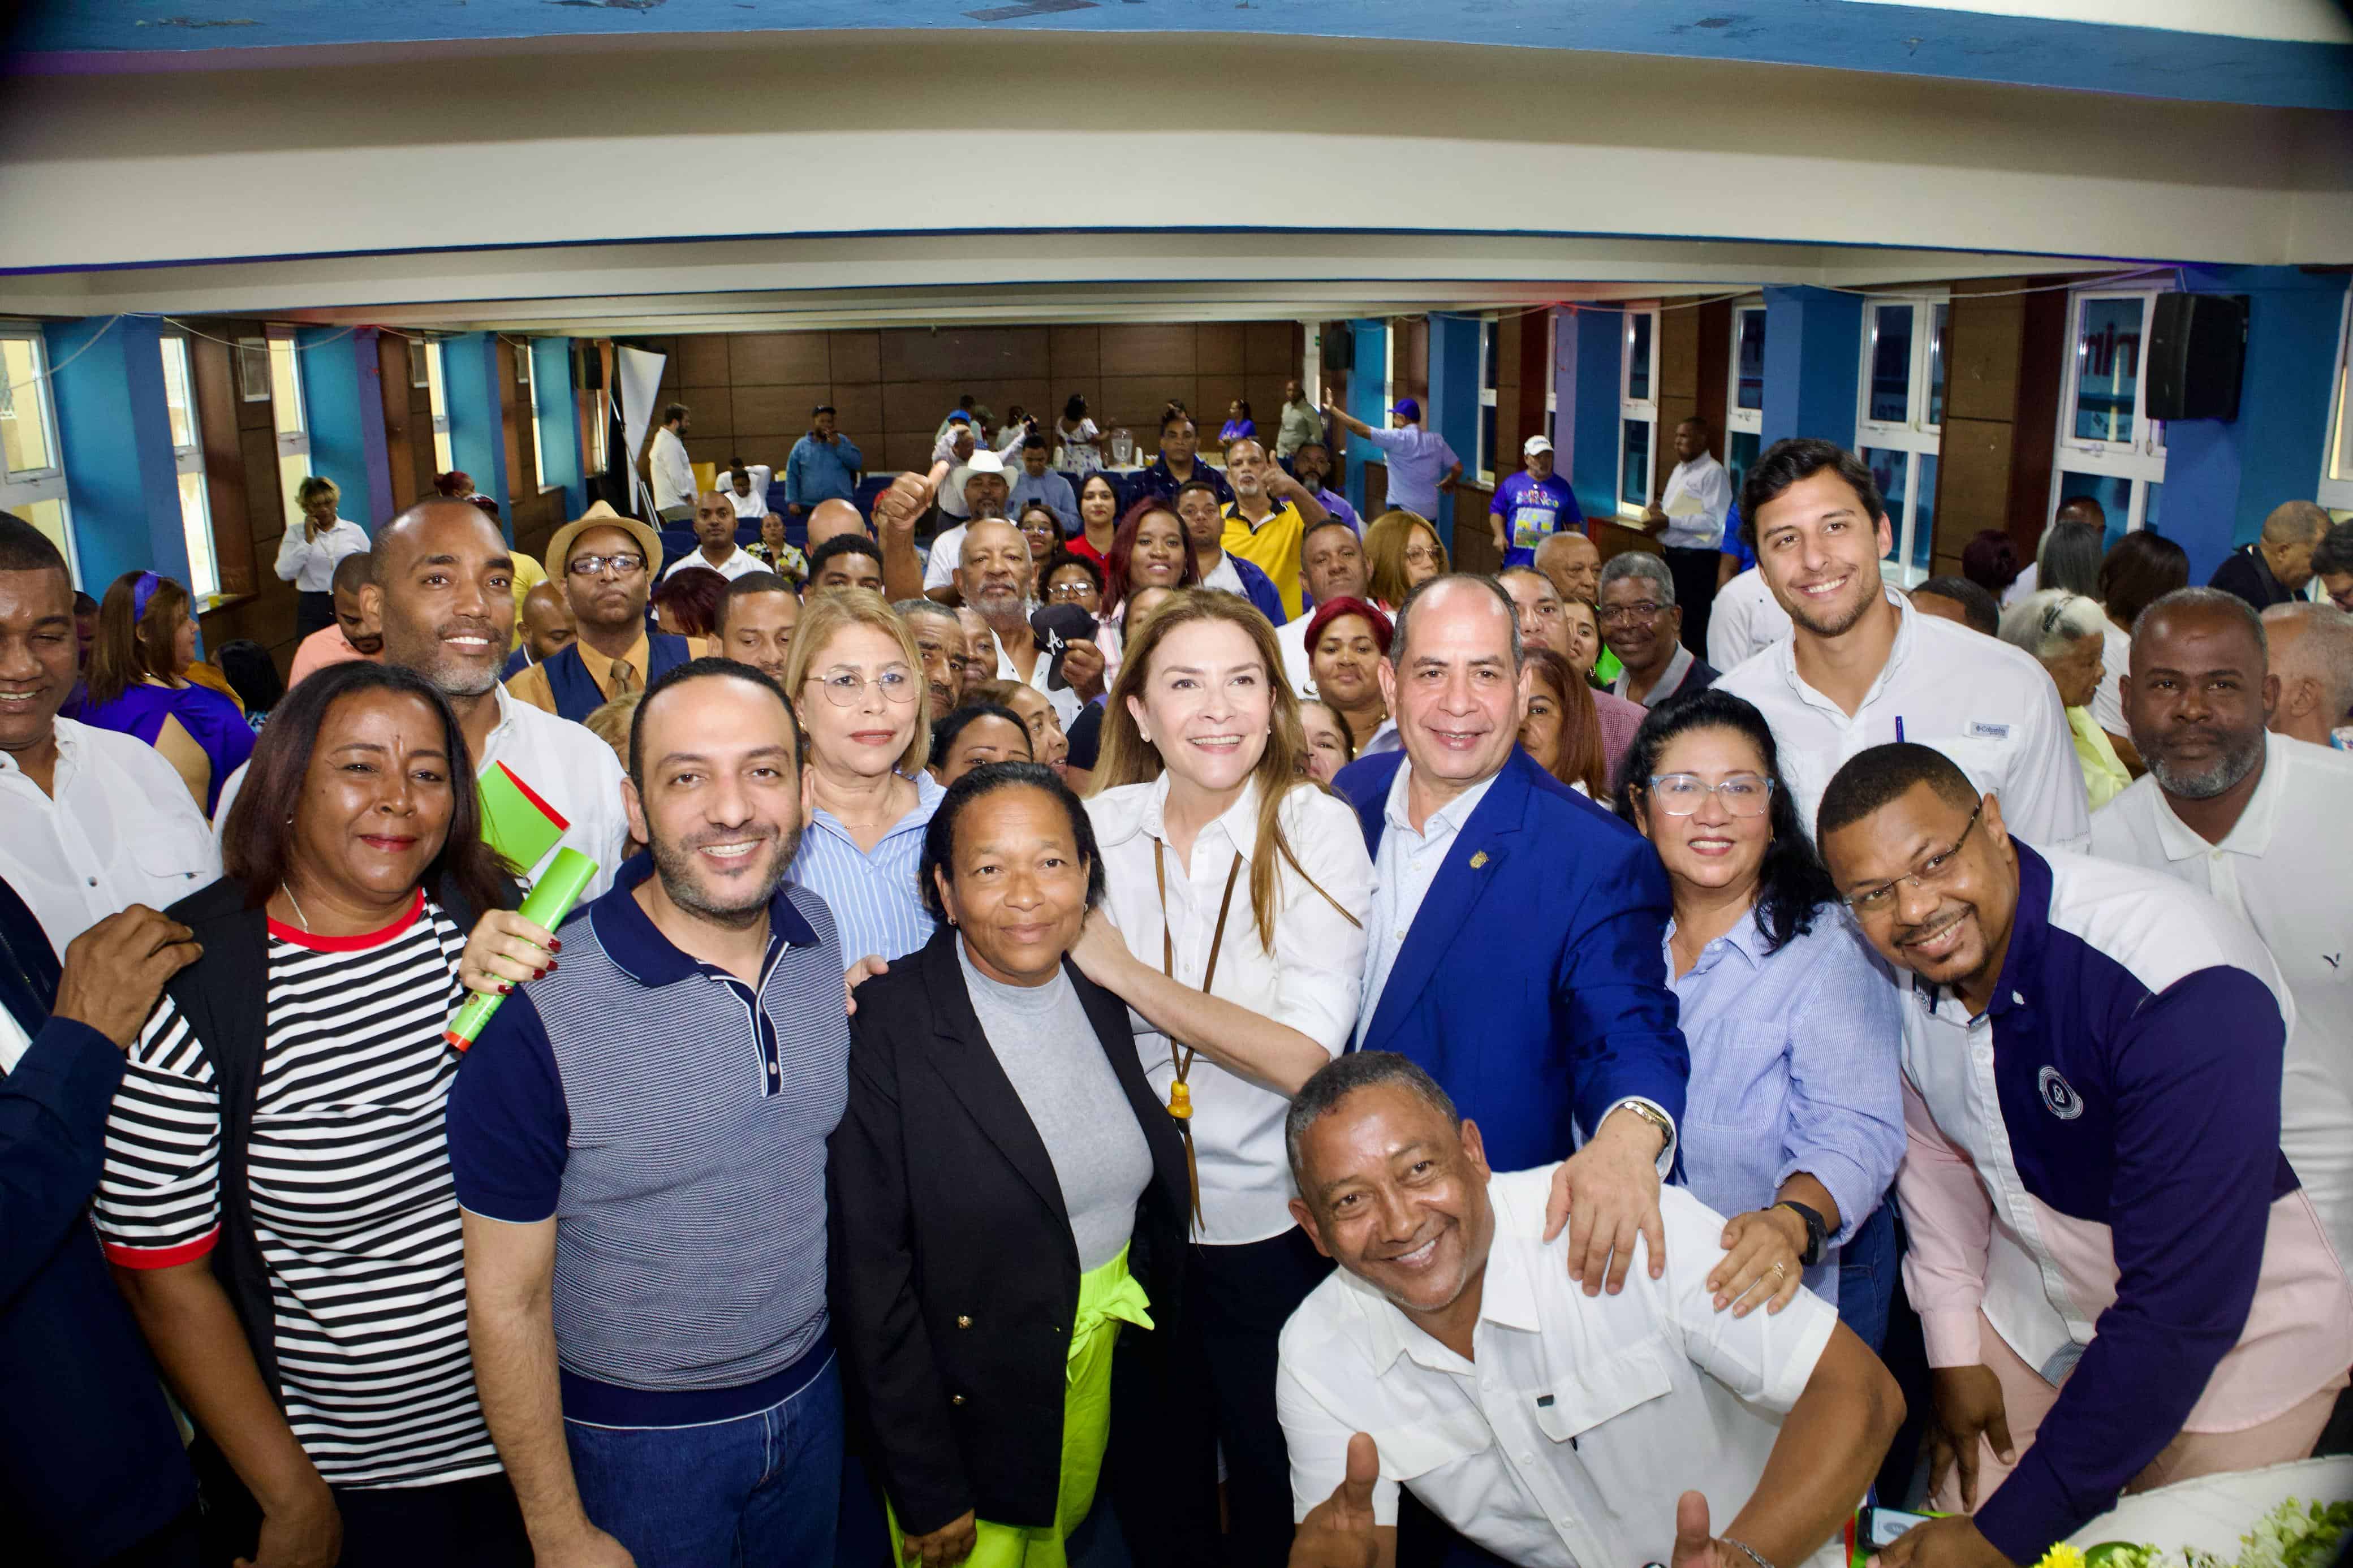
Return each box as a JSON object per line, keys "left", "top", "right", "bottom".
{"left": 507, "top": 552, "right": 549, "bottom": 654}
{"left": 2068, "top": 705, "right": 2131, "bottom": 814}
{"left": 1222, "top": 500, "right": 1307, "bottom": 620}
{"left": 505, "top": 628, "right": 710, "bottom": 716}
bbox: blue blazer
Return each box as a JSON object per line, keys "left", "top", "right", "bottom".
{"left": 1226, "top": 554, "right": 1288, "bottom": 626}
{"left": 1334, "top": 746, "right": 1688, "bottom": 1172}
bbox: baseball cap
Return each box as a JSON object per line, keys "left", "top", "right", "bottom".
{"left": 1390, "top": 398, "right": 1421, "bottom": 422}
{"left": 1523, "top": 435, "right": 1554, "bottom": 457}
{"left": 1029, "top": 603, "right": 1100, "bottom": 692}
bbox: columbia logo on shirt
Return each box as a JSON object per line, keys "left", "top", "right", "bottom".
{"left": 2039, "top": 1065, "right": 2084, "bottom": 1121}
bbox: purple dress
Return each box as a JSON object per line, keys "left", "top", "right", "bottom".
{"left": 77, "top": 680, "right": 255, "bottom": 818}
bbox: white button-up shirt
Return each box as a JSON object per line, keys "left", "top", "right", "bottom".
{"left": 1358, "top": 761, "right": 1498, "bottom": 1044}
{"left": 1278, "top": 1170, "right": 1842, "bottom": 1568}
{"left": 1658, "top": 455, "right": 1733, "bottom": 551}
{"left": 0, "top": 718, "right": 221, "bottom": 961}
{"left": 1275, "top": 612, "right": 1316, "bottom": 697}
{"left": 662, "top": 544, "right": 767, "bottom": 582}
{"left": 1714, "top": 589, "right": 2090, "bottom": 850}
{"left": 2089, "top": 733, "right": 2353, "bottom": 1263}
{"left": 2089, "top": 617, "right": 2132, "bottom": 740}
{"left": 1706, "top": 566, "right": 1794, "bottom": 673}
{"left": 272, "top": 517, "right": 372, "bottom": 594}
{"left": 649, "top": 425, "right": 695, "bottom": 512}
{"left": 215, "top": 686, "right": 629, "bottom": 901}
{"left": 1087, "top": 775, "right": 1373, "bottom": 1243}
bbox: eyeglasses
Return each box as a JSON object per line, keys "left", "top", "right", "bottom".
{"left": 1405, "top": 546, "right": 1441, "bottom": 566}
{"left": 1644, "top": 772, "right": 1773, "bottom": 817}
{"left": 1600, "top": 600, "right": 1666, "bottom": 626}
{"left": 1842, "top": 801, "right": 1982, "bottom": 918}
{"left": 568, "top": 552, "right": 645, "bottom": 578}
{"left": 810, "top": 666, "right": 919, "bottom": 706}
{"left": 1046, "top": 581, "right": 1098, "bottom": 603}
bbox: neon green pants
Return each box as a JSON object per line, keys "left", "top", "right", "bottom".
{"left": 889, "top": 1244, "right": 1153, "bottom": 1568}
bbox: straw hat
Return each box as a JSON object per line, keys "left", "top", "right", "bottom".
{"left": 543, "top": 501, "right": 665, "bottom": 582}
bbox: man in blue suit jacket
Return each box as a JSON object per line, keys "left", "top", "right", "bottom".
{"left": 1333, "top": 574, "right": 1689, "bottom": 1294}
{"left": 1, "top": 879, "right": 201, "bottom": 1564}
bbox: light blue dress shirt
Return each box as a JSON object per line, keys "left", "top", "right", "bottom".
{"left": 1009, "top": 469, "right": 1079, "bottom": 534}
{"left": 787, "top": 771, "right": 944, "bottom": 966}
{"left": 1665, "top": 904, "right": 1905, "bottom": 1307}
{"left": 1356, "top": 763, "right": 1498, "bottom": 1044}
{"left": 783, "top": 431, "right": 864, "bottom": 507}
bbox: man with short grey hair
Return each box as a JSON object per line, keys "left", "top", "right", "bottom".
{"left": 2260, "top": 601, "right": 2353, "bottom": 749}
{"left": 2210, "top": 500, "right": 2330, "bottom": 611}
{"left": 1600, "top": 551, "right": 1718, "bottom": 707}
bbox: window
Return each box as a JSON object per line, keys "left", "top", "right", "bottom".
{"left": 1544, "top": 312, "right": 1558, "bottom": 446}
{"left": 1618, "top": 306, "right": 1659, "bottom": 516}
{"left": 265, "top": 326, "right": 312, "bottom": 532}
{"left": 423, "top": 340, "right": 454, "bottom": 475}
{"left": 1856, "top": 297, "right": 1949, "bottom": 585}
{"left": 1476, "top": 318, "right": 1499, "bottom": 486}
{"left": 236, "top": 336, "right": 270, "bottom": 403}
{"left": 1726, "top": 303, "right": 1768, "bottom": 512}
{"left": 2320, "top": 283, "right": 2353, "bottom": 513}
{"left": 2052, "top": 287, "right": 2170, "bottom": 542}
{"left": 159, "top": 334, "right": 218, "bottom": 601}
{"left": 519, "top": 342, "right": 555, "bottom": 493}
{"left": 0, "top": 329, "right": 76, "bottom": 581}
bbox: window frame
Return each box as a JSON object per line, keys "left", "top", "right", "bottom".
{"left": 423, "top": 340, "right": 455, "bottom": 476}
{"left": 1544, "top": 310, "right": 1558, "bottom": 446}
{"left": 519, "top": 340, "right": 559, "bottom": 495}
{"left": 1726, "top": 301, "right": 1766, "bottom": 436}
{"left": 1476, "top": 316, "right": 1499, "bottom": 487}
{"left": 158, "top": 330, "right": 220, "bottom": 602}
{"left": 2050, "top": 285, "right": 2172, "bottom": 535}
{"left": 2319, "top": 282, "right": 2353, "bottom": 513}
{"left": 0, "top": 325, "right": 77, "bottom": 584}
{"left": 1618, "top": 304, "right": 1660, "bottom": 518}
{"left": 265, "top": 325, "right": 313, "bottom": 535}
{"left": 1856, "top": 296, "right": 1948, "bottom": 586}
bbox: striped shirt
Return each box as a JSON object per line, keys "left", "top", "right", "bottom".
{"left": 94, "top": 892, "right": 499, "bottom": 1489}
{"left": 788, "top": 771, "right": 943, "bottom": 966}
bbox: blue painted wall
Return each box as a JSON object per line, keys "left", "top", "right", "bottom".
{"left": 1555, "top": 305, "right": 1622, "bottom": 525}
{"left": 1424, "top": 314, "right": 1482, "bottom": 550}
{"left": 441, "top": 332, "right": 510, "bottom": 533}
{"left": 296, "top": 325, "right": 392, "bottom": 534}
{"left": 531, "top": 338, "right": 587, "bottom": 519}
{"left": 1760, "top": 286, "right": 1864, "bottom": 456}
{"left": 1344, "top": 319, "right": 1387, "bottom": 521}
{"left": 2157, "top": 266, "right": 2345, "bottom": 581}
{"left": 45, "top": 315, "right": 188, "bottom": 597}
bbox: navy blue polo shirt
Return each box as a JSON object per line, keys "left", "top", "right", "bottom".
{"left": 1128, "top": 455, "right": 1232, "bottom": 507}
{"left": 447, "top": 853, "right": 850, "bottom": 1426}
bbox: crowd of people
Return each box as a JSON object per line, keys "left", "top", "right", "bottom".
{"left": 4, "top": 382, "right": 2352, "bottom": 1568}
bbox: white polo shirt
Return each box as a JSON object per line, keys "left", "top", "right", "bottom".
{"left": 2089, "top": 733, "right": 2353, "bottom": 1263}
{"left": 1706, "top": 567, "right": 1794, "bottom": 673}
{"left": 1276, "top": 612, "right": 1315, "bottom": 696}
{"left": 924, "top": 523, "right": 969, "bottom": 591}
{"left": 2089, "top": 617, "right": 2132, "bottom": 740}
{"left": 988, "top": 625, "right": 1082, "bottom": 728}
{"left": 1278, "top": 1172, "right": 1842, "bottom": 1568}
{"left": 0, "top": 718, "right": 222, "bottom": 961}
{"left": 663, "top": 544, "right": 767, "bottom": 582}
{"left": 214, "top": 686, "right": 628, "bottom": 901}
{"left": 1714, "top": 589, "right": 2091, "bottom": 850}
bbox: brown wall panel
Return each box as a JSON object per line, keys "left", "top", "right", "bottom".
{"left": 1100, "top": 325, "right": 1196, "bottom": 379}
{"left": 680, "top": 387, "right": 734, "bottom": 440}
{"left": 730, "top": 332, "right": 829, "bottom": 386}
{"left": 1197, "top": 323, "right": 1247, "bottom": 377}
{"left": 677, "top": 334, "right": 731, "bottom": 387}
{"left": 828, "top": 331, "right": 882, "bottom": 385}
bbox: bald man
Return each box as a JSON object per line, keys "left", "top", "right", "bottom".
{"left": 2210, "top": 500, "right": 2330, "bottom": 611}
{"left": 1534, "top": 530, "right": 1601, "bottom": 609}
{"left": 502, "top": 578, "right": 576, "bottom": 680}
{"left": 664, "top": 489, "right": 765, "bottom": 581}
{"left": 2261, "top": 601, "right": 2353, "bottom": 748}
{"left": 286, "top": 548, "right": 384, "bottom": 689}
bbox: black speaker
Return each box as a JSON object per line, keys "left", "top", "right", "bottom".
{"left": 2145, "top": 293, "right": 2246, "bottom": 422}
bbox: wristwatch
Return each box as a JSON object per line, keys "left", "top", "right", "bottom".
{"left": 1775, "top": 1200, "right": 1829, "bottom": 1269}
{"left": 1606, "top": 1099, "right": 1675, "bottom": 1154}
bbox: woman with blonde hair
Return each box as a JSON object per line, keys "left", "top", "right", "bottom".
{"left": 79, "top": 570, "right": 255, "bottom": 815}
{"left": 1519, "top": 646, "right": 1610, "bottom": 797}
{"left": 1071, "top": 588, "right": 1373, "bottom": 1566}
{"left": 1361, "top": 509, "right": 1447, "bottom": 611}
{"left": 275, "top": 474, "right": 369, "bottom": 640}
{"left": 781, "top": 589, "right": 942, "bottom": 972}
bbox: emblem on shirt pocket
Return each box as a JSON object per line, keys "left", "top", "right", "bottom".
{"left": 1968, "top": 722, "right": 2012, "bottom": 740}
{"left": 2038, "top": 1065, "right": 2084, "bottom": 1120}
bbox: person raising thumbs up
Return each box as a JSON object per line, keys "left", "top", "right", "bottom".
{"left": 1288, "top": 1433, "right": 1383, "bottom": 1568}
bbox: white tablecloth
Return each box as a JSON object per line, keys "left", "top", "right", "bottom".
{"left": 2066, "top": 1458, "right": 2353, "bottom": 1554}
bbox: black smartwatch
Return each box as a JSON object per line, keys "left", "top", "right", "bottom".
{"left": 1775, "top": 1200, "right": 1829, "bottom": 1269}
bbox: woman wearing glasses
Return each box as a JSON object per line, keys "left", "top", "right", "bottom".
{"left": 782, "top": 590, "right": 943, "bottom": 974}
{"left": 1614, "top": 689, "right": 1906, "bottom": 1348}
{"left": 1361, "top": 511, "right": 1446, "bottom": 614}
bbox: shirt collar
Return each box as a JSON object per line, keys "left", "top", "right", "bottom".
{"left": 1356, "top": 1187, "right": 1544, "bottom": 1376}
{"left": 572, "top": 630, "right": 653, "bottom": 691}
{"left": 1381, "top": 756, "right": 1499, "bottom": 840}
{"left": 1662, "top": 906, "right": 1772, "bottom": 975}
{"left": 1772, "top": 588, "right": 1914, "bottom": 714}
{"left": 1616, "top": 641, "right": 1695, "bottom": 703}
{"left": 592, "top": 851, "right": 821, "bottom": 988}
{"left": 2148, "top": 730, "right": 2287, "bottom": 862}
{"left": 811, "top": 771, "right": 944, "bottom": 844}
{"left": 1109, "top": 772, "right": 1264, "bottom": 862}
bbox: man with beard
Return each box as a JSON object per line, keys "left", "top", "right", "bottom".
{"left": 921, "top": 453, "right": 1014, "bottom": 602}
{"left": 1817, "top": 742, "right": 2351, "bottom": 1568}
{"left": 1289, "top": 440, "right": 1361, "bottom": 536}
{"left": 1275, "top": 1053, "right": 1899, "bottom": 1568}
{"left": 508, "top": 502, "right": 709, "bottom": 723}
{"left": 2090, "top": 588, "right": 2353, "bottom": 1262}
{"left": 959, "top": 517, "right": 1100, "bottom": 726}
{"left": 286, "top": 550, "right": 385, "bottom": 688}
{"left": 1222, "top": 437, "right": 1330, "bottom": 620}
{"left": 895, "top": 599, "right": 968, "bottom": 719}
{"left": 451, "top": 658, "right": 851, "bottom": 1568}
{"left": 1714, "top": 439, "right": 2087, "bottom": 847}
{"left": 213, "top": 499, "right": 628, "bottom": 897}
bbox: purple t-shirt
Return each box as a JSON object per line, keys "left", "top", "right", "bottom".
{"left": 1489, "top": 472, "right": 1584, "bottom": 567}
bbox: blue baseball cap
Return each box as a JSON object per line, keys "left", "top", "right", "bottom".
{"left": 1390, "top": 398, "right": 1421, "bottom": 422}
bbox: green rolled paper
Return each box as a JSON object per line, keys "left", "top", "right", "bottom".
{"left": 442, "top": 848, "right": 600, "bottom": 1052}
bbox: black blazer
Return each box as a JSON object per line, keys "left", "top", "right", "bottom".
{"left": 829, "top": 925, "right": 1188, "bottom": 1536}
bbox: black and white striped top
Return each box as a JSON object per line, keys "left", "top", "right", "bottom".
{"left": 94, "top": 891, "right": 501, "bottom": 1489}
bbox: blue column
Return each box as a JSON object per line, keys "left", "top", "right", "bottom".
{"left": 297, "top": 326, "right": 393, "bottom": 534}
{"left": 44, "top": 315, "right": 187, "bottom": 594}
{"left": 1424, "top": 314, "right": 1482, "bottom": 549}
{"left": 1344, "top": 318, "right": 1387, "bottom": 520}
{"left": 1760, "top": 286, "right": 1863, "bottom": 452}
{"left": 442, "top": 331, "right": 510, "bottom": 533}
{"left": 2159, "top": 266, "right": 2343, "bottom": 580}
{"left": 1553, "top": 305, "right": 1623, "bottom": 524}
{"left": 532, "top": 338, "right": 587, "bottom": 519}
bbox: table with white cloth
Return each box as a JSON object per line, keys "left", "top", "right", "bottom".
{"left": 2063, "top": 1458, "right": 2353, "bottom": 1555}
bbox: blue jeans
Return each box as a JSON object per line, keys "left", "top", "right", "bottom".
{"left": 566, "top": 1357, "right": 843, "bottom": 1568}
{"left": 1836, "top": 1201, "right": 1899, "bottom": 1357}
